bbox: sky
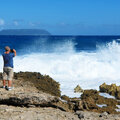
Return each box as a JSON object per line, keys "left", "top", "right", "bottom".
{"left": 0, "top": 0, "right": 120, "bottom": 35}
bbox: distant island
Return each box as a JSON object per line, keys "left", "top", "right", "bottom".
{"left": 0, "top": 29, "right": 51, "bottom": 35}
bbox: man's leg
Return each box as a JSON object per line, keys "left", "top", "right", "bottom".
{"left": 2, "top": 68, "right": 7, "bottom": 87}
{"left": 7, "top": 68, "right": 13, "bottom": 90}
{"left": 3, "top": 80, "right": 6, "bottom": 87}
{"left": 8, "top": 80, "right": 12, "bottom": 87}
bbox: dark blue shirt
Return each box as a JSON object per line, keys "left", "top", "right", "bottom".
{"left": 2, "top": 53, "right": 15, "bottom": 68}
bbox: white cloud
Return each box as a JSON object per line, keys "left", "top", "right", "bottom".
{"left": 0, "top": 18, "right": 5, "bottom": 26}
{"left": 29, "top": 22, "right": 41, "bottom": 27}
{"left": 13, "top": 21, "right": 19, "bottom": 26}
{"left": 13, "top": 19, "right": 24, "bottom": 26}
{"left": 29, "top": 22, "right": 35, "bottom": 26}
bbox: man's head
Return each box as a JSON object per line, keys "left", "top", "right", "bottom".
{"left": 5, "top": 46, "right": 10, "bottom": 52}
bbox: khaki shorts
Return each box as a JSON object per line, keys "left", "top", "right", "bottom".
{"left": 2, "top": 67, "right": 14, "bottom": 81}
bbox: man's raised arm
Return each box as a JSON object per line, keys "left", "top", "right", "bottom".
{"left": 13, "top": 49, "right": 16, "bottom": 56}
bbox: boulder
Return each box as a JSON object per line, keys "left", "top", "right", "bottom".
{"left": 61, "top": 95, "right": 70, "bottom": 101}
{"left": 0, "top": 92, "right": 59, "bottom": 106}
{"left": 80, "top": 89, "right": 119, "bottom": 114}
{"left": 76, "top": 111, "right": 120, "bottom": 120}
{"left": 52, "top": 101, "right": 75, "bottom": 112}
{"left": 76, "top": 111, "right": 100, "bottom": 120}
{"left": 99, "top": 83, "right": 120, "bottom": 100}
{"left": 74, "top": 85, "right": 83, "bottom": 93}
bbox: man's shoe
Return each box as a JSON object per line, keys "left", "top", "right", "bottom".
{"left": 1, "top": 86, "right": 7, "bottom": 88}
{"left": 7, "top": 87, "right": 14, "bottom": 91}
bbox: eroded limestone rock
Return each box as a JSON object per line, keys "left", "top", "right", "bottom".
{"left": 74, "top": 85, "right": 83, "bottom": 93}
{"left": 99, "top": 83, "right": 120, "bottom": 99}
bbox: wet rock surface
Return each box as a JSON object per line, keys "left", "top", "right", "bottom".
{"left": 61, "top": 89, "right": 120, "bottom": 114}
{"left": 80, "top": 89, "right": 120, "bottom": 114}
{"left": 100, "top": 83, "right": 120, "bottom": 99}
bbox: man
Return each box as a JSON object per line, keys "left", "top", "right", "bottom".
{"left": 2, "top": 46, "right": 16, "bottom": 90}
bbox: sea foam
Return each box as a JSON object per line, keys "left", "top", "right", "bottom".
{"left": 0, "top": 41, "right": 120, "bottom": 97}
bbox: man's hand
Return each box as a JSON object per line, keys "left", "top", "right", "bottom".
{"left": 13, "top": 49, "right": 16, "bottom": 56}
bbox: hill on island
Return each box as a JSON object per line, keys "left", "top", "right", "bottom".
{"left": 0, "top": 29, "right": 51, "bottom": 35}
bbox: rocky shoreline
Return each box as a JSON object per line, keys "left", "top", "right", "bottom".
{"left": 0, "top": 72, "right": 120, "bottom": 120}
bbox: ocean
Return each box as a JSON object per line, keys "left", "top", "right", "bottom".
{"left": 0, "top": 35, "right": 120, "bottom": 97}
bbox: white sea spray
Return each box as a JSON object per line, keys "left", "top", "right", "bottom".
{"left": 0, "top": 40, "right": 120, "bottom": 97}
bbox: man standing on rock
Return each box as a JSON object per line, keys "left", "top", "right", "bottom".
{"left": 2, "top": 46, "right": 16, "bottom": 90}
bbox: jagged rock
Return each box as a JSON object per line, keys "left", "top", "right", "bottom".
{"left": 116, "top": 91, "right": 120, "bottom": 99}
{"left": 0, "top": 72, "right": 76, "bottom": 113}
{"left": 75, "top": 111, "right": 120, "bottom": 120}
{"left": 0, "top": 91, "right": 59, "bottom": 106}
{"left": 80, "top": 89, "right": 120, "bottom": 114}
{"left": 76, "top": 111, "right": 99, "bottom": 120}
{"left": 99, "top": 112, "right": 108, "bottom": 117}
{"left": 0, "top": 83, "right": 75, "bottom": 113}
{"left": 0, "top": 72, "right": 120, "bottom": 120}
{"left": 76, "top": 111, "right": 85, "bottom": 119}
{"left": 61, "top": 95, "right": 70, "bottom": 101}
{"left": 14, "top": 72, "right": 61, "bottom": 97}
{"left": 99, "top": 83, "right": 120, "bottom": 99}
{"left": 0, "top": 93, "right": 75, "bottom": 113}
{"left": 75, "top": 100, "right": 84, "bottom": 110}
{"left": 52, "top": 101, "right": 75, "bottom": 112}
{"left": 74, "top": 85, "right": 83, "bottom": 93}
{"left": 0, "top": 105, "right": 80, "bottom": 120}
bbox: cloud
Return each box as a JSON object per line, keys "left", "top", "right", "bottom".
{"left": 0, "top": 18, "right": 5, "bottom": 26}
{"left": 12, "top": 19, "right": 25, "bottom": 26}
{"left": 13, "top": 21, "right": 19, "bottom": 26}
{"left": 29, "top": 22, "right": 35, "bottom": 26}
{"left": 29, "top": 22, "right": 41, "bottom": 27}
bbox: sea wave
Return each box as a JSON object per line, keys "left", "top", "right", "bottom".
{"left": 0, "top": 40, "right": 120, "bottom": 97}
